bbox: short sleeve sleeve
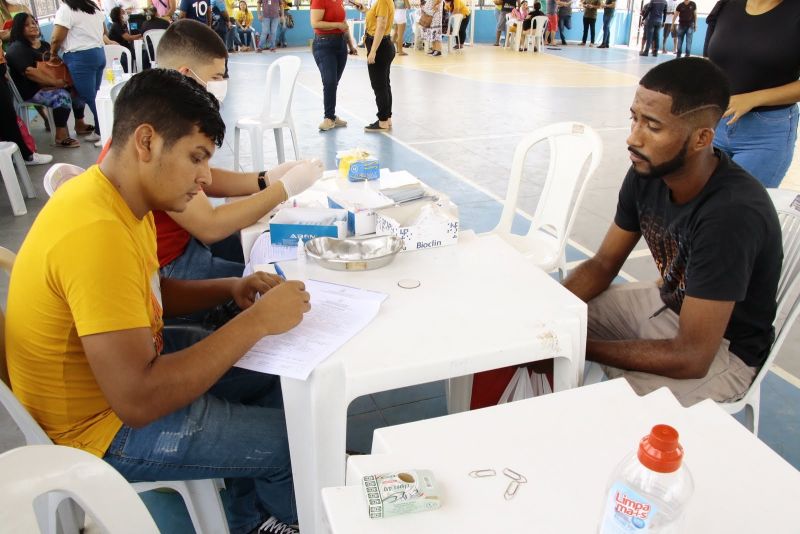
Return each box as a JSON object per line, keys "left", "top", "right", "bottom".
{"left": 613, "top": 170, "right": 641, "bottom": 233}
{"left": 684, "top": 207, "right": 763, "bottom": 302}
{"left": 375, "top": 0, "right": 391, "bottom": 18}
{"left": 5, "top": 44, "right": 36, "bottom": 74}
{"left": 50, "top": 221, "right": 153, "bottom": 337}
{"left": 53, "top": 4, "right": 73, "bottom": 28}
{"left": 179, "top": 0, "right": 192, "bottom": 14}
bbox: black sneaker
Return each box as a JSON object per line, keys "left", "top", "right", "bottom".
{"left": 257, "top": 516, "right": 299, "bottom": 534}
{"left": 364, "top": 120, "right": 389, "bottom": 132}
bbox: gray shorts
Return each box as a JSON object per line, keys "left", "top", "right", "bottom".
{"left": 496, "top": 9, "right": 507, "bottom": 32}
{"left": 588, "top": 281, "right": 757, "bottom": 407}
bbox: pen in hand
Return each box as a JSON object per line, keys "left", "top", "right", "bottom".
{"left": 273, "top": 263, "right": 287, "bottom": 279}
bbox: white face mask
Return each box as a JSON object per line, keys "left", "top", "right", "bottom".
{"left": 188, "top": 68, "right": 228, "bottom": 103}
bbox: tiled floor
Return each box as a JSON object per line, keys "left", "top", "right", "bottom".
{"left": 1, "top": 42, "right": 799, "bottom": 532}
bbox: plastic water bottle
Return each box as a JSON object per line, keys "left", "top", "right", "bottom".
{"left": 598, "top": 424, "right": 694, "bottom": 534}
{"left": 296, "top": 238, "right": 307, "bottom": 282}
{"left": 112, "top": 58, "right": 123, "bottom": 81}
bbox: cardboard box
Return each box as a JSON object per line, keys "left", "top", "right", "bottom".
{"left": 336, "top": 149, "right": 380, "bottom": 182}
{"left": 269, "top": 207, "right": 347, "bottom": 246}
{"left": 327, "top": 189, "right": 395, "bottom": 236}
{"left": 375, "top": 200, "right": 459, "bottom": 252}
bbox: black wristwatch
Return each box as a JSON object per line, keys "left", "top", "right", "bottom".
{"left": 257, "top": 170, "right": 268, "bottom": 191}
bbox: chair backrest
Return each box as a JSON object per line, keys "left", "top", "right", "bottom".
{"left": 104, "top": 44, "right": 133, "bottom": 73}
{"left": 447, "top": 14, "right": 464, "bottom": 36}
{"left": 42, "top": 163, "right": 86, "bottom": 197}
{"left": 143, "top": 29, "right": 166, "bottom": 65}
{"left": 737, "top": 189, "right": 800, "bottom": 402}
{"left": 493, "top": 122, "right": 603, "bottom": 258}
{"left": 0, "top": 445, "right": 159, "bottom": 533}
{"left": 532, "top": 15, "right": 548, "bottom": 36}
{"left": 110, "top": 79, "right": 127, "bottom": 103}
{"left": 5, "top": 72, "right": 31, "bottom": 109}
{"left": 260, "top": 55, "right": 302, "bottom": 125}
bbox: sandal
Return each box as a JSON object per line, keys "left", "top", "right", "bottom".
{"left": 75, "top": 125, "right": 95, "bottom": 135}
{"left": 54, "top": 137, "right": 80, "bottom": 148}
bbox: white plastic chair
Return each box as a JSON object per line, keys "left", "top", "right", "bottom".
{"left": 0, "top": 247, "right": 230, "bottom": 534}
{"left": 0, "top": 142, "right": 37, "bottom": 216}
{"left": 486, "top": 122, "right": 602, "bottom": 279}
{"left": 110, "top": 79, "right": 127, "bottom": 103}
{"left": 442, "top": 13, "right": 464, "bottom": 54}
{"left": 233, "top": 55, "right": 301, "bottom": 171}
{"left": 42, "top": 163, "right": 85, "bottom": 197}
{"left": 0, "top": 445, "right": 160, "bottom": 533}
{"left": 6, "top": 72, "right": 56, "bottom": 145}
{"left": 104, "top": 44, "right": 133, "bottom": 73}
{"left": 527, "top": 15, "right": 548, "bottom": 53}
{"left": 143, "top": 29, "right": 166, "bottom": 67}
{"left": 716, "top": 188, "right": 800, "bottom": 435}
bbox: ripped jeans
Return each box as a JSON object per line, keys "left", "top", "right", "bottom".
{"left": 103, "top": 368, "right": 296, "bottom": 534}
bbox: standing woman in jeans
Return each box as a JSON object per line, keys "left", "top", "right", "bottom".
{"left": 706, "top": 0, "right": 800, "bottom": 188}
{"left": 257, "top": 0, "right": 283, "bottom": 52}
{"left": 361, "top": 0, "right": 393, "bottom": 131}
{"left": 50, "top": 0, "right": 109, "bottom": 146}
{"left": 310, "top": 0, "right": 356, "bottom": 131}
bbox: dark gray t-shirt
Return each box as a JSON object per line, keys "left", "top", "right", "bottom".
{"left": 614, "top": 150, "right": 782, "bottom": 367}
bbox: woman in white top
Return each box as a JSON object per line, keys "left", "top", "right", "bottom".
{"left": 50, "top": 0, "right": 110, "bottom": 143}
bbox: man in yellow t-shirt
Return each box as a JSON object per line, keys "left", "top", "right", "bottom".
{"left": 6, "top": 69, "right": 309, "bottom": 534}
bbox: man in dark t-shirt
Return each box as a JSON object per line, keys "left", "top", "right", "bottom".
{"left": 563, "top": 58, "right": 782, "bottom": 407}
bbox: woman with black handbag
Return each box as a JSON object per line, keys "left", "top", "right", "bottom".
{"left": 6, "top": 12, "right": 94, "bottom": 147}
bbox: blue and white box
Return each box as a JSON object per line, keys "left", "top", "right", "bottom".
{"left": 327, "top": 189, "right": 395, "bottom": 236}
{"left": 269, "top": 207, "right": 348, "bottom": 247}
{"left": 375, "top": 200, "right": 459, "bottom": 252}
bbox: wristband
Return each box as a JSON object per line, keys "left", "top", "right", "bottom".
{"left": 258, "top": 170, "right": 268, "bottom": 191}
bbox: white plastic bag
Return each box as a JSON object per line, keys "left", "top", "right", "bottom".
{"left": 497, "top": 367, "right": 552, "bottom": 404}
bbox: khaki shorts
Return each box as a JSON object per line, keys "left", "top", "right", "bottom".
{"left": 588, "top": 282, "right": 757, "bottom": 407}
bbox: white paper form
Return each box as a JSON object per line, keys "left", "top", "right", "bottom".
{"left": 234, "top": 280, "right": 388, "bottom": 380}
{"left": 249, "top": 232, "right": 296, "bottom": 265}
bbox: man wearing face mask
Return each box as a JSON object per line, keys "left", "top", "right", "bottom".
{"left": 562, "top": 58, "right": 782, "bottom": 407}
{"left": 99, "top": 20, "right": 323, "bottom": 286}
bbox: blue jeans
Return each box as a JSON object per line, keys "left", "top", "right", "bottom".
{"left": 238, "top": 27, "right": 256, "bottom": 47}
{"left": 62, "top": 47, "right": 105, "bottom": 135}
{"left": 675, "top": 25, "right": 693, "bottom": 57}
{"left": 160, "top": 236, "right": 244, "bottom": 281}
{"left": 312, "top": 34, "right": 348, "bottom": 120}
{"left": 260, "top": 16, "right": 281, "bottom": 49}
{"left": 601, "top": 11, "right": 614, "bottom": 46}
{"left": 558, "top": 13, "right": 571, "bottom": 44}
{"left": 226, "top": 26, "right": 242, "bottom": 50}
{"left": 277, "top": 21, "right": 288, "bottom": 46}
{"left": 714, "top": 105, "right": 799, "bottom": 188}
{"left": 642, "top": 20, "right": 662, "bottom": 54}
{"left": 104, "top": 367, "right": 296, "bottom": 534}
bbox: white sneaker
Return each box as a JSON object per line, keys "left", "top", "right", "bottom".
{"left": 25, "top": 152, "right": 54, "bottom": 166}
{"left": 94, "top": 140, "right": 104, "bottom": 148}
{"left": 85, "top": 132, "right": 101, "bottom": 142}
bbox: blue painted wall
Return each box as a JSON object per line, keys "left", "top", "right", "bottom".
{"left": 38, "top": 9, "right": 710, "bottom": 55}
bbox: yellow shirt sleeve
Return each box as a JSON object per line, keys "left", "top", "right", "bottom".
{"left": 50, "top": 220, "right": 154, "bottom": 337}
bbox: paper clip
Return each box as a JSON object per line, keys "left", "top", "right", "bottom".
{"left": 468, "top": 469, "right": 496, "bottom": 478}
{"left": 504, "top": 480, "right": 521, "bottom": 500}
{"left": 502, "top": 468, "right": 528, "bottom": 484}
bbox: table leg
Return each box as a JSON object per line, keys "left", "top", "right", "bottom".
{"left": 281, "top": 365, "right": 349, "bottom": 534}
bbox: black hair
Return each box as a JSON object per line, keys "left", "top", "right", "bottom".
{"left": 534, "top": 1, "right": 541, "bottom": 9}
{"left": 157, "top": 19, "right": 228, "bottom": 68}
{"left": 61, "top": 0, "right": 99, "bottom": 15}
{"left": 639, "top": 58, "right": 730, "bottom": 123}
{"left": 8, "top": 11, "right": 33, "bottom": 44}
{"left": 109, "top": 5, "right": 123, "bottom": 24}
{"left": 112, "top": 69, "right": 225, "bottom": 149}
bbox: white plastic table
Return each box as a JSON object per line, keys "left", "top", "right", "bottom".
{"left": 322, "top": 379, "right": 800, "bottom": 533}
{"left": 263, "top": 231, "right": 587, "bottom": 533}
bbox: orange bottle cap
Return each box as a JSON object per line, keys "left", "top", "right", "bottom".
{"left": 637, "top": 424, "right": 684, "bottom": 473}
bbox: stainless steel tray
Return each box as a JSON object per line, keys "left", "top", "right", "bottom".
{"left": 304, "top": 235, "right": 404, "bottom": 271}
